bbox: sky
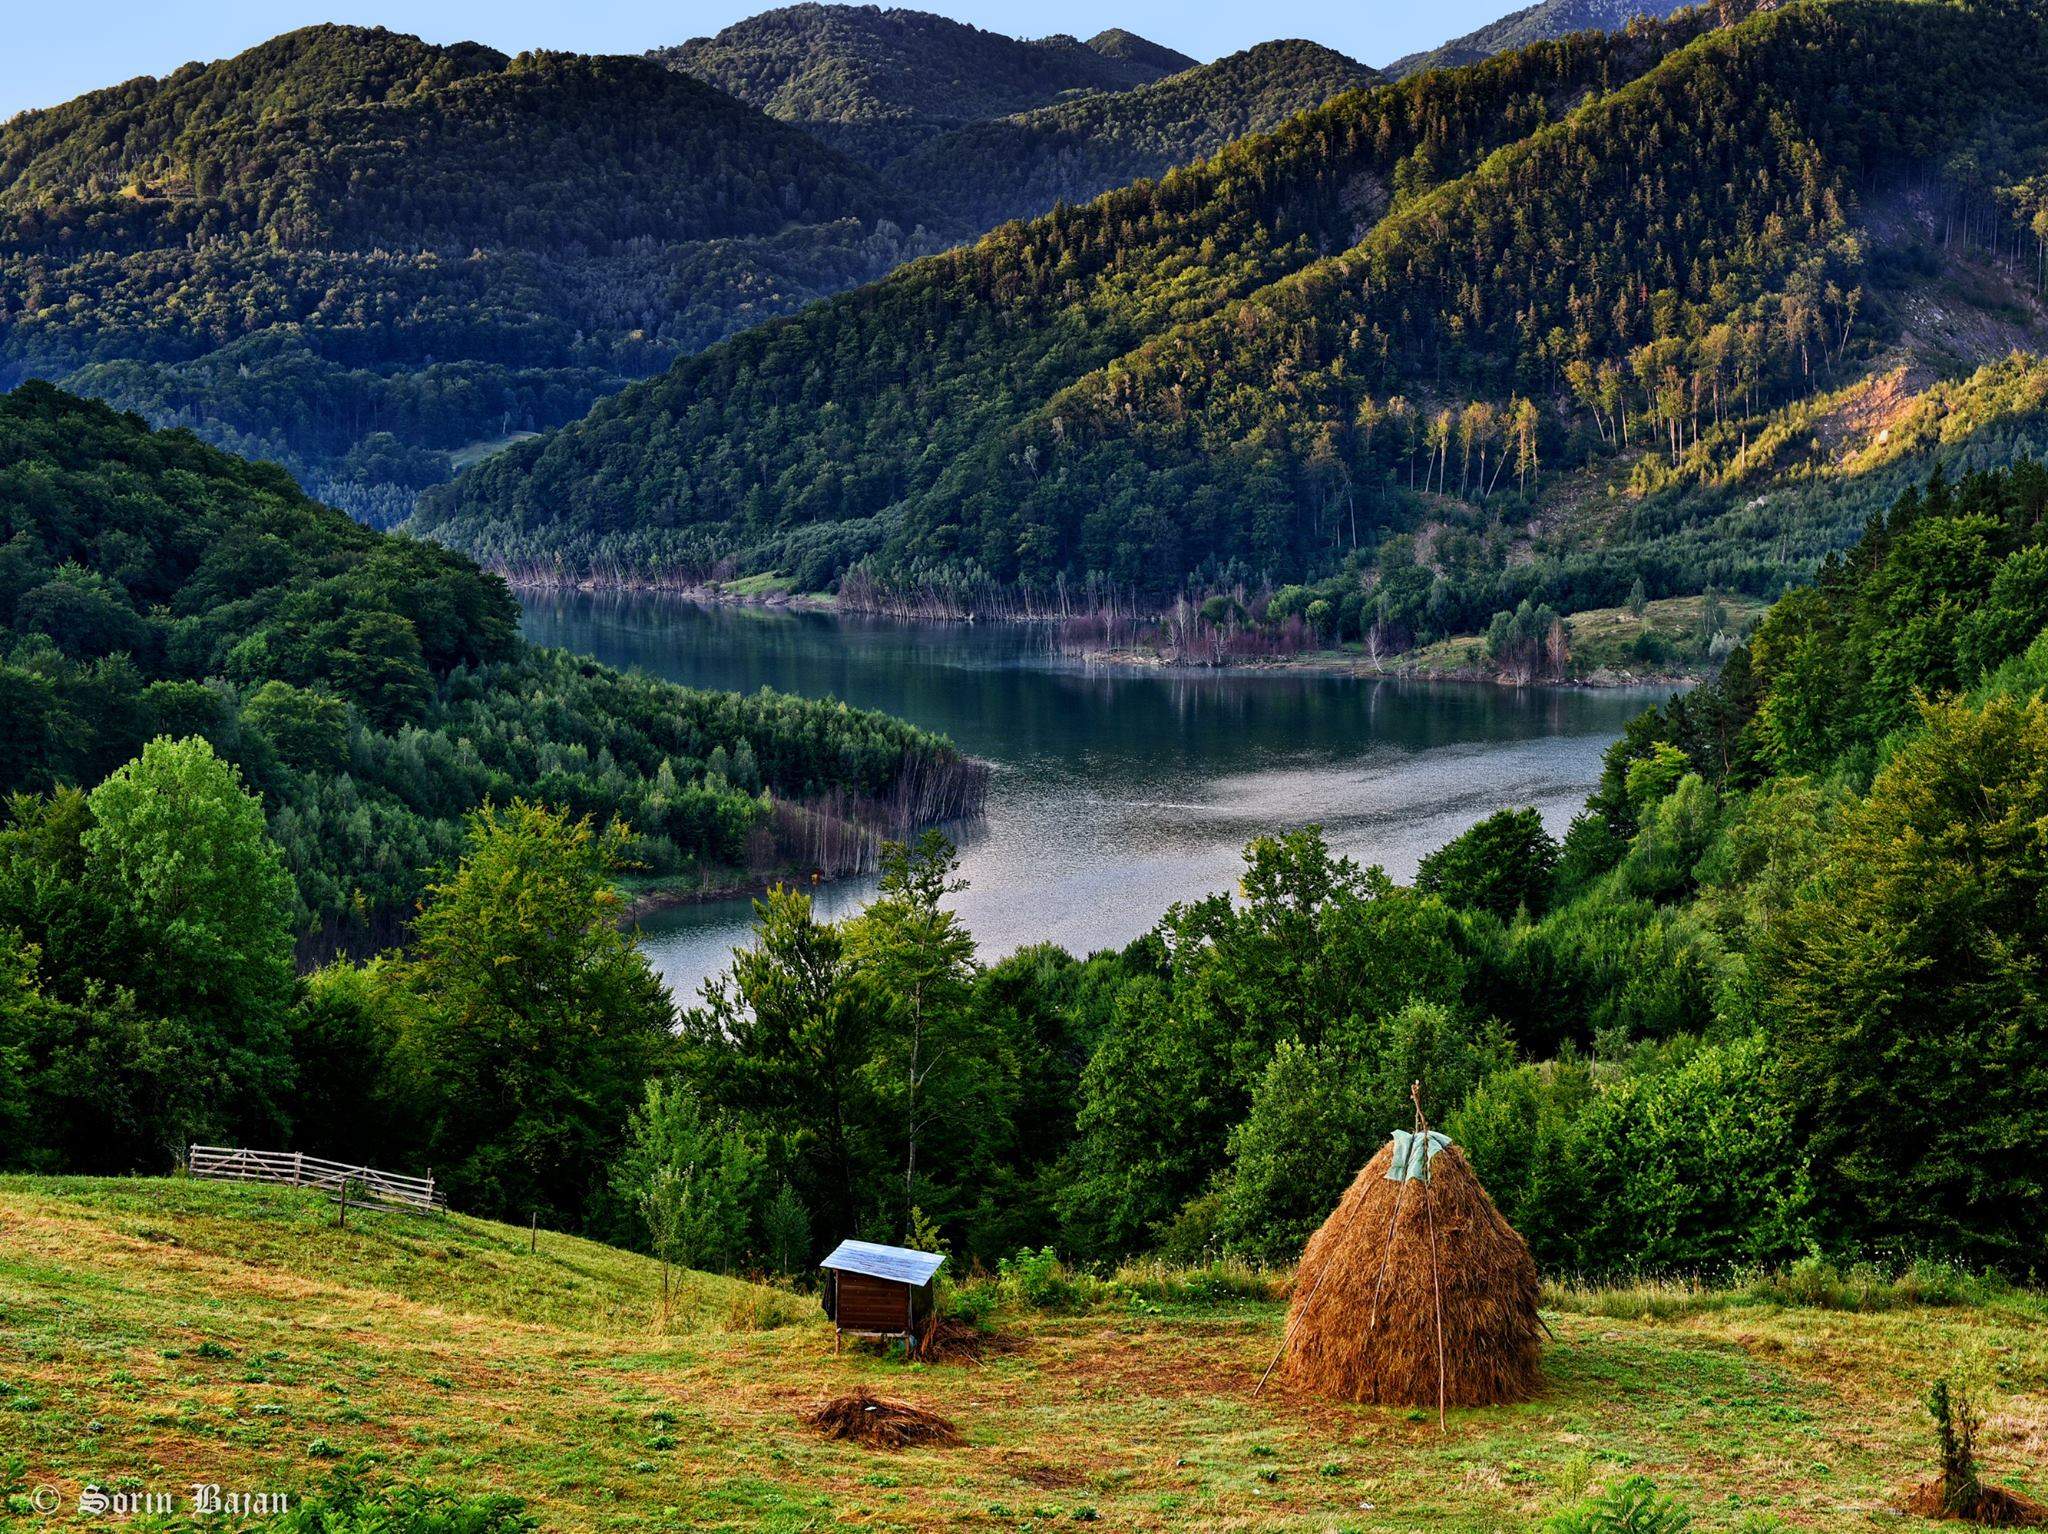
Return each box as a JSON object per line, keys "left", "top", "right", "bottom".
{"left": 1, "top": 0, "right": 1509, "bottom": 122}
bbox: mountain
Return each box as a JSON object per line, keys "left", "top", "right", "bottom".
{"left": 1385, "top": 0, "right": 1691, "bottom": 78}
{"left": 890, "top": 41, "right": 1378, "bottom": 230}
{"left": 420, "top": 0, "right": 2048, "bottom": 639}
{"left": 0, "top": 25, "right": 944, "bottom": 526}
{"left": 0, "top": 380, "right": 982, "bottom": 944}
{"left": 653, "top": 4, "right": 1196, "bottom": 166}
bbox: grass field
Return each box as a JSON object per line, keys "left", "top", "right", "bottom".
{"left": 0, "top": 1178, "right": 2042, "bottom": 1531}
{"left": 1390, "top": 595, "right": 1770, "bottom": 684}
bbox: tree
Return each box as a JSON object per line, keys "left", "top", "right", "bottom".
{"left": 613, "top": 1080, "right": 765, "bottom": 1301}
{"left": 1215, "top": 1039, "right": 1373, "bottom": 1260}
{"left": 685, "top": 885, "right": 881, "bottom": 1239}
{"left": 82, "top": 736, "right": 298, "bottom": 1146}
{"left": 845, "top": 832, "right": 980, "bottom": 1229}
{"left": 1415, "top": 807, "right": 1560, "bottom": 921}
{"left": 762, "top": 1181, "right": 813, "bottom": 1274}
{"left": 395, "top": 800, "right": 674, "bottom": 1223}
{"left": 1755, "top": 697, "right": 2048, "bottom": 1268}
{"left": 241, "top": 681, "right": 350, "bottom": 773}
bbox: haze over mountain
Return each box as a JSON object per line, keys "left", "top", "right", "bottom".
{"left": 420, "top": 0, "right": 2048, "bottom": 645}
{"left": 890, "top": 40, "right": 1377, "bottom": 230}
{"left": 653, "top": 4, "right": 1197, "bottom": 166}
{"left": 1385, "top": 0, "right": 1691, "bottom": 78}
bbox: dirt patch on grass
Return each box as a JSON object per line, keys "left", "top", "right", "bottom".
{"left": 1903, "top": 1478, "right": 2048, "bottom": 1526}
{"left": 1010, "top": 1460, "right": 1088, "bottom": 1489}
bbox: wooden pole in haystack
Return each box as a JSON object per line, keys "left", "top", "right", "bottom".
{"left": 1256, "top": 1082, "right": 1455, "bottom": 1431}
{"left": 1411, "top": 1081, "right": 1449, "bottom": 1433}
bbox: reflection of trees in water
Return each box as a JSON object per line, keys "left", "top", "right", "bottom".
{"left": 518, "top": 589, "right": 1653, "bottom": 777}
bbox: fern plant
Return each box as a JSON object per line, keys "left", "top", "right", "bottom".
{"left": 1545, "top": 1476, "right": 1692, "bottom": 1534}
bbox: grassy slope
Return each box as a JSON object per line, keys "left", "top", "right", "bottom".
{"left": 1390, "top": 594, "right": 1770, "bottom": 684}
{"left": 2, "top": 1180, "right": 2045, "bottom": 1529}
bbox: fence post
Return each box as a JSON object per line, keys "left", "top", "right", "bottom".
{"left": 292, "top": 1151, "right": 303, "bottom": 1187}
{"left": 530, "top": 1211, "right": 537, "bottom": 1254}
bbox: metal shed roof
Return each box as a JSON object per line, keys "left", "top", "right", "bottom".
{"left": 819, "top": 1239, "right": 946, "bottom": 1286}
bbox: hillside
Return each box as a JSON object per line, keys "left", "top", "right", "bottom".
{"left": 1385, "top": 0, "right": 1690, "bottom": 77}
{"left": 2, "top": 1177, "right": 2041, "bottom": 1530}
{"left": 0, "top": 382, "right": 981, "bottom": 946}
{"left": 654, "top": 4, "right": 1196, "bottom": 166}
{"left": 890, "top": 41, "right": 1378, "bottom": 231}
{"left": 0, "top": 24, "right": 944, "bottom": 525}
{"left": 422, "top": 0, "right": 2048, "bottom": 637}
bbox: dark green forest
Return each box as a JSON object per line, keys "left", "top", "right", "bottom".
{"left": 0, "top": 26, "right": 946, "bottom": 523}
{"left": 0, "top": 383, "right": 981, "bottom": 947}
{"left": 0, "top": 14, "right": 1374, "bottom": 527}
{"left": 426, "top": 0, "right": 2048, "bottom": 646}
{"left": 887, "top": 41, "right": 1377, "bottom": 232}
{"left": 421, "top": 9, "right": 1724, "bottom": 584}
{"left": 653, "top": 5, "right": 1194, "bottom": 166}
{"left": 7, "top": 379, "right": 2047, "bottom": 1283}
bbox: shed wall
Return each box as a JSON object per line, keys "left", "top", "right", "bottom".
{"left": 834, "top": 1271, "right": 922, "bottom": 1333}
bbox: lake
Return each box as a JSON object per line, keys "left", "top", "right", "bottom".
{"left": 520, "top": 593, "right": 1665, "bottom": 1006}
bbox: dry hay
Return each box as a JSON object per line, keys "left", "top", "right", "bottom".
{"left": 799, "top": 1389, "right": 962, "bottom": 1449}
{"left": 1905, "top": 1480, "right": 2048, "bottom": 1526}
{"left": 1280, "top": 1139, "right": 1543, "bottom": 1407}
{"left": 914, "top": 1316, "right": 1011, "bottom": 1364}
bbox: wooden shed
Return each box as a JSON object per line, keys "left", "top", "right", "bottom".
{"left": 819, "top": 1239, "right": 945, "bottom": 1349}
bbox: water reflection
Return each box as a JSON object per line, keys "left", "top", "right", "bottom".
{"left": 521, "top": 592, "right": 1665, "bottom": 1004}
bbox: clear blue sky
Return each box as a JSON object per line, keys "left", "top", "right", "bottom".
{"left": 2, "top": 0, "right": 1505, "bottom": 122}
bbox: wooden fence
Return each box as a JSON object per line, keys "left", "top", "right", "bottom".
{"left": 188, "top": 1145, "right": 447, "bottom": 1215}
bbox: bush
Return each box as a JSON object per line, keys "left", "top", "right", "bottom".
{"left": 1150, "top": 1190, "right": 1224, "bottom": 1266}
{"left": 1568, "top": 1034, "right": 1816, "bottom": 1276}
{"left": 275, "top": 1471, "right": 537, "bottom": 1532}
{"left": 1416, "top": 806, "right": 1560, "bottom": 920}
{"left": 997, "top": 1247, "right": 1088, "bottom": 1311}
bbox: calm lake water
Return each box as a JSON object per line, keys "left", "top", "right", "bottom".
{"left": 521, "top": 593, "right": 1664, "bottom": 1006}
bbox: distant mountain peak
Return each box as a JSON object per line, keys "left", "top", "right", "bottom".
{"left": 652, "top": 4, "right": 1194, "bottom": 165}
{"left": 1084, "top": 28, "right": 1199, "bottom": 74}
{"left": 1386, "top": 0, "right": 1690, "bottom": 77}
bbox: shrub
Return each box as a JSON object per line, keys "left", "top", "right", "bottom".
{"left": 1416, "top": 806, "right": 1560, "bottom": 920}
{"left": 998, "top": 1247, "right": 1086, "bottom": 1311}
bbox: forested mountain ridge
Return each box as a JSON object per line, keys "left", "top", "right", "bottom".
{"left": 888, "top": 41, "right": 1379, "bottom": 231}
{"left": 1385, "top": 0, "right": 1689, "bottom": 78}
{"left": 0, "top": 382, "right": 982, "bottom": 949}
{"left": 3, "top": 13, "right": 1384, "bottom": 535}
{"left": 422, "top": 0, "right": 2048, "bottom": 640}
{"left": 654, "top": 4, "right": 1196, "bottom": 166}
{"left": 0, "top": 28, "right": 913, "bottom": 249}
{"left": 0, "top": 25, "right": 946, "bottom": 528}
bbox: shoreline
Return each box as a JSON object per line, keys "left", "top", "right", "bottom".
{"left": 1052, "top": 645, "right": 1708, "bottom": 690}
{"left": 618, "top": 865, "right": 880, "bottom": 922}
{"left": 513, "top": 577, "right": 1711, "bottom": 693}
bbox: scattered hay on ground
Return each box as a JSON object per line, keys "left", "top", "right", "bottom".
{"left": 799, "top": 1390, "right": 962, "bottom": 1449}
{"left": 914, "top": 1317, "right": 1018, "bottom": 1364}
{"left": 1904, "top": 1479, "right": 2048, "bottom": 1526}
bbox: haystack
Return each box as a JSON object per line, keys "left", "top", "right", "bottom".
{"left": 1277, "top": 1131, "right": 1543, "bottom": 1409}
